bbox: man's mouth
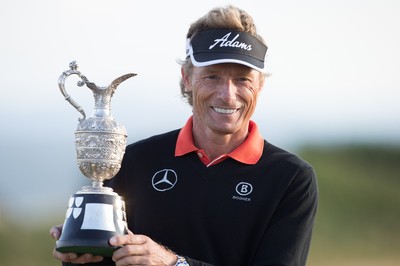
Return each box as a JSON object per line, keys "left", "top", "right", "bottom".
{"left": 212, "top": 107, "right": 239, "bottom": 114}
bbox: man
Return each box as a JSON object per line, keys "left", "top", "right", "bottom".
{"left": 51, "top": 5, "right": 318, "bottom": 266}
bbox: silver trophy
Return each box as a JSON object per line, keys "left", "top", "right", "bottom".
{"left": 56, "top": 61, "right": 136, "bottom": 256}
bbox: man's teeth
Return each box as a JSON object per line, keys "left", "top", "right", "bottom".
{"left": 213, "top": 107, "right": 237, "bottom": 114}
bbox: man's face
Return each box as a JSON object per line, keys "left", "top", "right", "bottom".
{"left": 183, "top": 63, "right": 264, "bottom": 136}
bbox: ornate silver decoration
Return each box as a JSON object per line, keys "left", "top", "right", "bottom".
{"left": 58, "top": 61, "right": 136, "bottom": 192}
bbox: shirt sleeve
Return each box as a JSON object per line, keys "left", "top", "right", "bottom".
{"left": 253, "top": 164, "right": 318, "bottom": 266}
{"left": 184, "top": 256, "right": 214, "bottom": 266}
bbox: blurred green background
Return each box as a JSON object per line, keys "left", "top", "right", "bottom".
{"left": 1, "top": 144, "right": 399, "bottom": 266}
{"left": 304, "top": 145, "right": 400, "bottom": 266}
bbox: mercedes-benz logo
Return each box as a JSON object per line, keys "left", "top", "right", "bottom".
{"left": 152, "top": 169, "right": 178, "bottom": 192}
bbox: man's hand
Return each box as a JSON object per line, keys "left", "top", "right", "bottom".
{"left": 49, "top": 224, "right": 104, "bottom": 264}
{"left": 110, "top": 231, "right": 177, "bottom": 266}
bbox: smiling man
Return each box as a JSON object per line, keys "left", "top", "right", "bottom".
{"left": 51, "top": 5, "right": 318, "bottom": 266}
{"left": 182, "top": 63, "right": 263, "bottom": 164}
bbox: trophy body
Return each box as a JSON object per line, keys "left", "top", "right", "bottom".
{"left": 56, "top": 61, "right": 136, "bottom": 256}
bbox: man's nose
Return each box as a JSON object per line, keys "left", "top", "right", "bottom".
{"left": 218, "top": 79, "right": 237, "bottom": 100}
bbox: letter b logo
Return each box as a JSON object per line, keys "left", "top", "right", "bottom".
{"left": 235, "top": 182, "right": 253, "bottom": 196}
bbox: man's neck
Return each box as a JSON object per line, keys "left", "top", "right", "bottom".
{"left": 192, "top": 123, "right": 248, "bottom": 161}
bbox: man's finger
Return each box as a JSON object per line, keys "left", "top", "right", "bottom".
{"left": 53, "top": 249, "right": 103, "bottom": 264}
{"left": 49, "top": 224, "right": 63, "bottom": 240}
{"left": 52, "top": 248, "right": 78, "bottom": 262}
{"left": 109, "top": 233, "right": 147, "bottom": 246}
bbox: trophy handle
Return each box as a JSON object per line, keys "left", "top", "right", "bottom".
{"left": 58, "top": 61, "right": 88, "bottom": 121}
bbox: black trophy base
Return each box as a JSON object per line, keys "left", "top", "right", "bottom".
{"left": 56, "top": 191, "right": 127, "bottom": 257}
{"left": 56, "top": 239, "right": 120, "bottom": 257}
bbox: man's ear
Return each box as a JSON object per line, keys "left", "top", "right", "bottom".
{"left": 181, "top": 67, "right": 191, "bottom": 91}
{"left": 259, "top": 73, "right": 267, "bottom": 92}
{"left": 260, "top": 79, "right": 265, "bottom": 92}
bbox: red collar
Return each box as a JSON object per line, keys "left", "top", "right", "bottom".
{"left": 175, "top": 116, "right": 264, "bottom": 166}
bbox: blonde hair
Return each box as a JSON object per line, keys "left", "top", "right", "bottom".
{"left": 179, "top": 5, "right": 266, "bottom": 106}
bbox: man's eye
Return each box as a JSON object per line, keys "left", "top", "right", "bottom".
{"left": 204, "top": 75, "right": 218, "bottom": 80}
{"left": 238, "top": 77, "right": 251, "bottom": 82}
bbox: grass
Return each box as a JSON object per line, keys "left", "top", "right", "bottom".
{"left": 301, "top": 144, "right": 400, "bottom": 265}
{"left": 0, "top": 217, "right": 59, "bottom": 266}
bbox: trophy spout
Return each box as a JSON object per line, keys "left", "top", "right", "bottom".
{"left": 110, "top": 73, "right": 137, "bottom": 89}
{"left": 82, "top": 73, "right": 137, "bottom": 119}
{"left": 59, "top": 61, "right": 137, "bottom": 121}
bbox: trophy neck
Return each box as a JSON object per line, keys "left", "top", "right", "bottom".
{"left": 79, "top": 181, "right": 115, "bottom": 194}
{"left": 92, "top": 180, "right": 104, "bottom": 188}
{"left": 92, "top": 88, "right": 113, "bottom": 118}
{"left": 93, "top": 107, "right": 111, "bottom": 117}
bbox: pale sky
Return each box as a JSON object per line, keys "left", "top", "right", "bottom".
{"left": 1, "top": 0, "right": 399, "bottom": 221}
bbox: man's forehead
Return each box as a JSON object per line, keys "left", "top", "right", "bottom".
{"left": 191, "top": 64, "right": 264, "bottom": 84}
